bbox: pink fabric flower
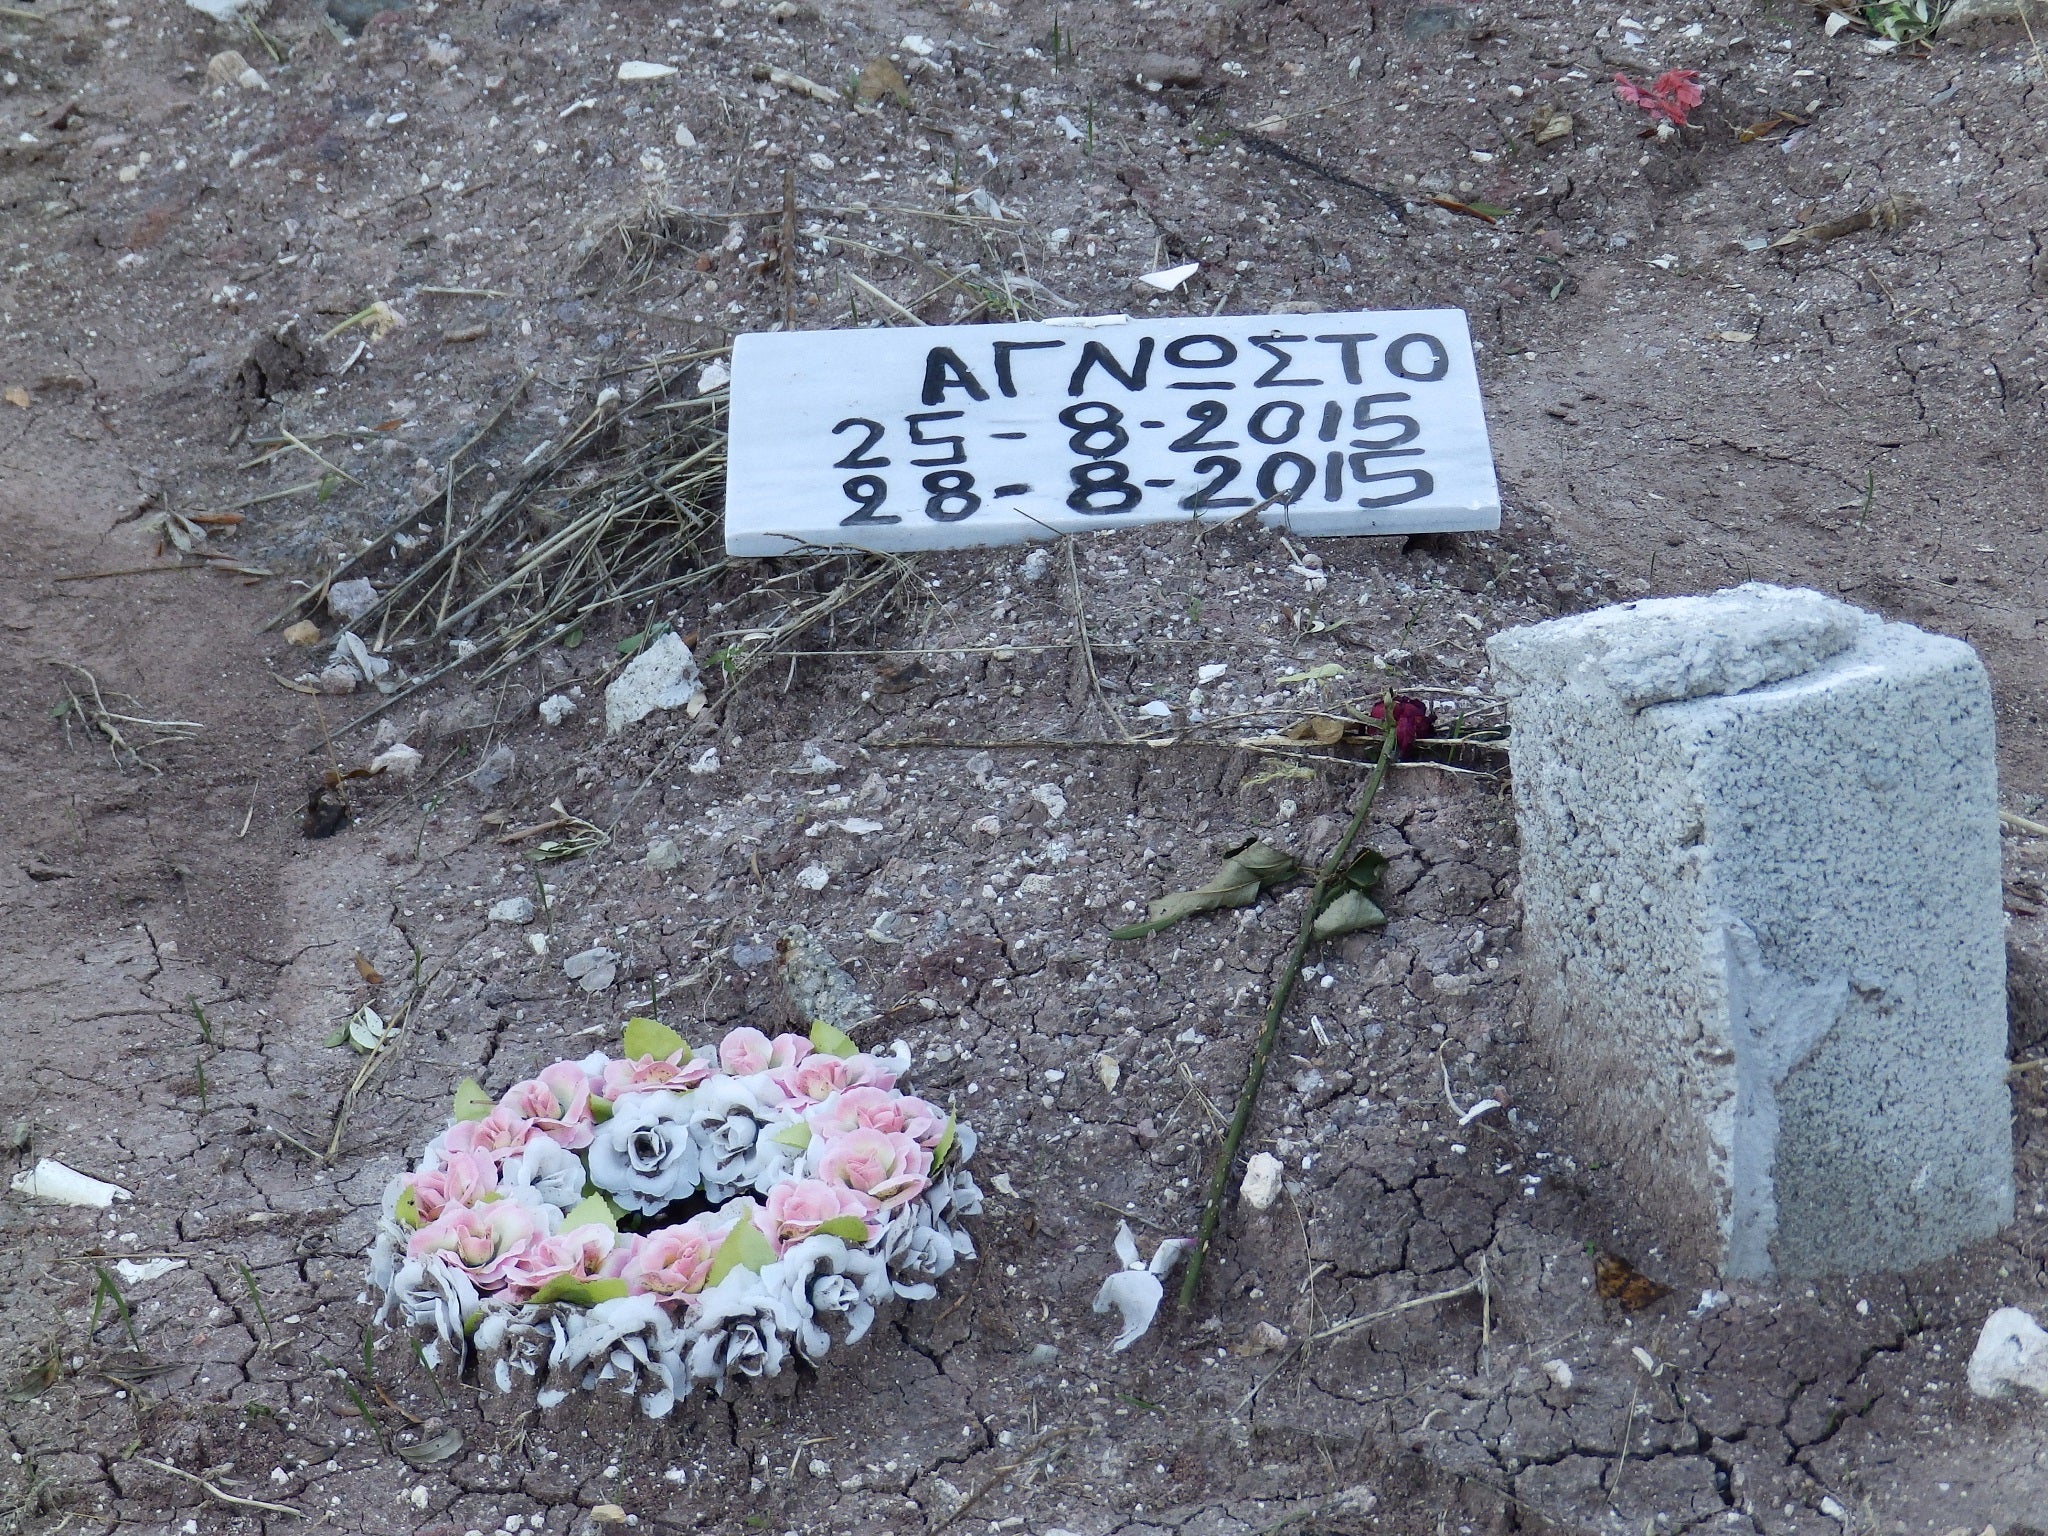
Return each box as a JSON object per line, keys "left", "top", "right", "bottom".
{"left": 441, "top": 1105, "right": 541, "bottom": 1161}
{"left": 808, "top": 1086, "right": 947, "bottom": 1147}
{"left": 503, "top": 1222, "right": 623, "bottom": 1300}
{"left": 600, "top": 1053, "right": 713, "bottom": 1100}
{"left": 839, "top": 1052, "right": 900, "bottom": 1092}
{"left": 407, "top": 1200, "right": 545, "bottom": 1290}
{"left": 813, "top": 1128, "right": 931, "bottom": 1212}
{"left": 777, "top": 1054, "right": 852, "bottom": 1105}
{"left": 619, "top": 1211, "right": 731, "bottom": 1301}
{"left": 497, "top": 1062, "right": 597, "bottom": 1149}
{"left": 761, "top": 1177, "right": 876, "bottom": 1251}
{"left": 719, "top": 1028, "right": 775, "bottom": 1076}
{"left": 401, "top": 1150, "right": 500, "bottom": 1226}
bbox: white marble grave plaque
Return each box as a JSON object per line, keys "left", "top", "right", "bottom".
{"left": 723, "top": 309, "right": 1499, "bottom": 555}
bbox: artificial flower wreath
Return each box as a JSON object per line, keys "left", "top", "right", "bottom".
{"left": 368, "top": 1017, "right": 979, "bottom": 1416}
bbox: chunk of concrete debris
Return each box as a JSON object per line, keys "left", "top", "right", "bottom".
{"left": 283, "top": 619, "right": 321, "bottom": 647}
{"left": 563, "top": 946, "right": 621, "bottom": 992}
{"left": 1968, "top": 1306, "right": 2048, "bottom": 1400}
{"left": 464, "top": 743, "right": 515, "bottom": 794}
{"left": 644, "top": 837, "right": 683, "bottom": 872}
{"left": 777, "top": 924, "right": 872, "bottom": 1034}
{"left": 605, "top": 632, "right": 703, "bottom": 736}
{"left": 1490, "top": 584, "right": 2011, "bottom": 1278}
{"left": 1134, "top": 53, "right": 1204, "bottom": 88}
{"left": 1240, "top": 1151, "right": 1285, "bottom": 1211}
{"left": 327, "top": 578, "right": 379, "bottom": 623}
{"left": 538, "top": 693, "right": 577, "bottom": 726}
{"left": 487, "top": 896, "right": 536, "bottom": 925}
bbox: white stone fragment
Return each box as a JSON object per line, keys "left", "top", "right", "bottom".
{"left": 1136, "top": 261, "right": 1200, "bottom": 292}
{"left": 114, "top": 1258, "right": 186, "bottom": 1284}
{"left": 1489, "top": 584, "right": 2011, "bottom": 1278}
{"left": 327, "top": 578, "right": 379, "bottom": 623}
{"left": 617, "top": 60, "right": 678, "bottom": 80}
{"left": 1240, "top": 1152, "right": 1285, "bottom": 1210}
{"left": 1542, "top": 1358, "right": 1574, "bottom": 1390}
{"left": 537, "top": 693, "right": 577, "bottom": 725}
{"left": 604, "top": 632, "right": 703, "bottom": 736}
{"left": 487, "top": 896, "right": 535, "bottom": 925}
{"left": 1968, "top": 1306, "right": 2048, "bottom": 1399}
{"left": 10, "top": 1158, "right": 132, "bottom": 1208}
{"left": 369, "top": 742, "right": 421, "bottom": 778}
{"left": 794, "top": 864, "right": 831, "bottom": 892}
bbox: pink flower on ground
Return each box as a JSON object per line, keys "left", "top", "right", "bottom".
{"left": 497, "top": 1061, "right": 597, "bottom": 1149}
{"left": 776, "top": 1051, "right": 899, "bottom": 1105}
{"left": 809, "top": 1086, "right": 947, "bottom": 1148}
{"left": 406, "top": 1200, "right": 546, "bottom": 1290}
{"left": 761, "top": 1177, "right": 877, "bottom": 1251}
{"left": 1613, "top": 69, "right": 1705, "bottom": 127}
{"left": 776, "top": 1054, "right": 852, "bottom": 1105}
{"left": 441, "top": 1105, "right": 542, "bottom": 1161}
{"left": 401, "top": 1150, "right": 500, "bottom": 1226}
{"left": 503, "top": 1221, "right": 624, "bottom": 1300}
{"left": 724, "top": 1028, "right": 815, "bottom": 1080}
{"left": 813, "top": 1128, "right": 932, "bottom": 1212}
{"left": 600, "top": 1053, "right": 713, "bottom": 1100}
{"left": 618, "top": 1211, "right": 731, "bottom": 1301}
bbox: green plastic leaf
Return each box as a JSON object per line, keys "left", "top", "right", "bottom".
{"left": 814, "top": 1215, "right": 872, "bottom": 1244}
{"left": 526, "top": 1275, "right": 630, "bottom": 1307}
{"left": 451, "top": 1078, "right": 494, "bottom": 1122}
{"left": 1110, "top": 841, "right": 1298, "bottom": 941}
{"left": 932, "top": 1112, "right": 958, "bottom": 1169}
{"left": 393, "top": 1184, "right": 422, "bottom": 1230}
{"left": 1311, "top": 889, "right": 1386, "bottom": 941}
{"left": 705, "top": 1217, "right": 778, "bottom": 1287}
{"left": 561, "top": 1194, "right": 617, "bottom": 1234}
{"left": 769, "top": 1120, "right": 813, "bottom": 1151}
{"left": 346, "top": 1004, "right": 388, "bottom": 1053}
{"left": 589, "top": 1094, "right": 613, "bottom": 1123}
{"left": 623, "top": 1015, "right": 688, "bottom": 1062}
{"left": 809, "top": 1019, "right": 859, "bottom": 1059}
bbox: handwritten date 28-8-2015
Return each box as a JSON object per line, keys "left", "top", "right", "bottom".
{"left": 723, "top": 312, "right": 1499, "bottom": 554}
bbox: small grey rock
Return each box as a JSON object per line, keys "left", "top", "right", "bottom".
{"left": 327, "top": 577, "right": 379, "bottom": 622}
{"left": 563, "top": 946, "right": 621, "bottom": 992}
{"left": 488, "top": 896, "right": 535, "bottom": 925}
{"left": 644, "top": 837, "right": 684, "bottom": 872}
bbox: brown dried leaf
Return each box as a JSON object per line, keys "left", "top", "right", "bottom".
{"left": 854, "top": 57, "right": 912, "bottom": 107}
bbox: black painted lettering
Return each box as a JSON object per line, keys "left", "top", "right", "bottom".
{"left": 1313, "top": 332, "right": 1378, "bottom": 385}
{"left": 921, "top": 347, "right": 991, "bottom": 406}
{"left": 1162, "top": 334, "right": 1236, "bottom": 370}
{"left": 1248, "top": 333, "right": 1322, "bottom": 388}
{"left": 1385, "top": 332, "right": 1450, "bottom": 383}
{"left": 991, "top": 339, "right": 1065, "bottom": 397}
{"left": 1066, "top": 337, "right": 1156, "bottom": 396}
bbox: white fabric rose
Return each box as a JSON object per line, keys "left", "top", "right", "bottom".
{"left": 544, "top": 1294, "right": 687, "bottom": 1418}
{"left": 765, "top": 1234, "right": 893, "bottom": 1362}
{"left": 586, "top": 1090, "right": 701, "bottom": 1215}
{"left": 498, "top": 1135, "right": 586, "bottom": 1211}
{"left": 687, "top": 1078, "right": 796, "bottom": 1202}
{"left": 681, "top": 1270, "right": 801, "bottom": 1392}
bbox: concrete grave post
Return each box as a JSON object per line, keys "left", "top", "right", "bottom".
{"left": 1488, "top": 584, "right": 2012, "bottom": 1278}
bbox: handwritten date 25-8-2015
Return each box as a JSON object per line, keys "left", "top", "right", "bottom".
{"left": 723, "top": 312, "right": 1499, "bottom": 554}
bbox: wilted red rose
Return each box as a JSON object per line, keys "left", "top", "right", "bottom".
{"left": 1370, "top": 696, "right": 1433, "bottom": 756}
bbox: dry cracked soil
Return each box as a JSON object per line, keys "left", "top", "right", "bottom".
{"left": 4, "top": 0, "right": 2048, "bottom": 1532}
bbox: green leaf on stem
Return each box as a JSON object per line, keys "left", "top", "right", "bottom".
{"left": 1110, "top": 840, "right": 1298, "bottom": 941}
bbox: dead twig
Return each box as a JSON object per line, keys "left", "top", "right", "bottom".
{"left": 1307, "top": 1275, "right": 1484, "bottom": 1342}
{"left": 49, "top": 662, "right": 203, "bottom": 773}
{"left": 930, "top": 1426, "right": 1074, "bottom": 1531}
{"left": 131, "top": 1456, "right": 303, "bottom": 1518}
